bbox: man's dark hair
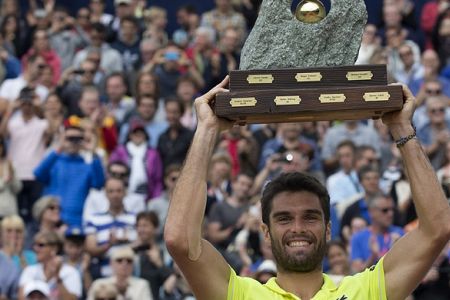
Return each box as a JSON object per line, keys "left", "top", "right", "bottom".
{"left": 106, "top": 72, "right": 129, "bottom": 92}
{"left": 336, "top": 139, "right": 356, "bottom": 153}
{"left": 53, "top": 5, "right": 70, "bottom": 15}
{"left": 165, "top": 96, "right": 185, "bottom": 115}
{"left": 357, "top": 164, "right": 380, "bottom": 181}
{"left": 137, "top": 211, "right": 159, "bottom": 228}
{"left": 137, "top": 93, "right": 158, "bottom": 111}
{"left": 177, "top": 4, "right": 197, "bottom": 14}
{"left": 261, "top": 172, "right": 330, "bottom": 226}
{"left": 120, "top": 15, "right": 139, "bottom": 28}
{"left": 90, "top": 22, "right": 107, "bottom": 36}
{"left": 107, "top": 161, "right": 130, "bottom": 176}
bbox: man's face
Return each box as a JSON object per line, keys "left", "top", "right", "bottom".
{"left": 79, "top": 90, "right": 100, "bottom": 117}
{"left": 121, "top": 20, "right": 137, "bottom": 41}
{"left": 79, "top": 61, "right": 97, "bottom": 85}
{"left": 105, "top": 179, "right": 126, "bottom": 208}
{"left": 427, "top": 98, "right": 447, "bottom": 124}
{"left": 136, "top": 218, "right": 156, "bottom": 242}
{"left": 360, "top": 171, "right": 380, "bottom": 195}
{"left": 231, "top": 174, "right": 253, "bottom": 201}
{"left": 262, "top": 191, "right": 330, "bottom": 273}
{"left": 399, "top": 45, "right": 414, "bottom": 68}
{"left": 106, "top": 76, "right": 126, "bottom": 102}
{"left": 63, "top": 128, "right": 84, "bottom": 155}
{"left": 337, "top": 145, "right": 354, "bottom": 172}
{"left": 176, "top": 81, "right": 196, "bottom": 102}
{"left": 29, "top": 56, "right": 46, "bottom": 79}
{"left": 165, "top": 101, "right": 182, "bottom": 127}
{"left": 138, "top": 97, "right": 156, "bottom": 121}
{"left": 370, "top": 197, "right": 395, "bottom": 229}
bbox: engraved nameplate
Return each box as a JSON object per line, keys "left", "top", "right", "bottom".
{"left": 247, "top": 74, "right": 274, "bottom": 84}
{"left": 274, "top": 96, "right": 301, "bottom": 106}
{"left": 363, "top": 92, "right": 391, "bottom": 102}
{"left": 230, "top": 97, "right": 257, "bottom": 107}
{"left": 295, "top": 72, "right": 323, "bottom": 82}
{"left": 346, "top": 71, "right": 374, "bottom": 81}
{"left": 319, "top": 94, "right": 346, "bottom": 103}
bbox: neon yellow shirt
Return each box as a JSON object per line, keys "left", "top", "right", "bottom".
{"left": 227, "top": 257, "right": 387, "bottom": 300}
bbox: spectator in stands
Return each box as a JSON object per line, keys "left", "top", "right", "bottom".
{"left": 421, "top": 0, "right": 449, "bottom": 49}
{"left": 119, "top": 94, "right": 168, "bottom": 148}
{"left": 75, "top": 86, "right": 118, "bottom": 155}
{"left": 22, "top": 29, "right": 61, "bottom": 86}
{"left": 57, "top": 59, "right": 98, "bottom": 117}
{"left": 34, "top": 125, "right": 105, "bottom": 227}
{"left": 0, "top": 32, "right": 21, "bottom": 81}
{"left": 0, "top": 53, "right": 48, "bottom": 102}
{"left": 176, "top": 75, "right": 198, "bottom": 130}
{"left": 356, "top": 24, "right": 380, "bottom": 65}
{"left": 173, "top": 5, "right": 199, "bottom": 47}
{"left": 26, "top": 196, "right": 66, "bottom": 250}
{"left": 84, "top": 178, "right": 137, "bottom": 278}
{"left": 340, "top": 165, "right": 384, "bottom": 240}
{"left": 112, "top": 120, "right": 163, "bottom": 199}
{"left": 417, "top": 95, "right": 450, "bottom": 169}
{"left": 43, "top": 93, "right": 65, "bottom": 149}
{"left": 325, "top": 240, "right": 351, "bottom": 285}
{"left": 394, "top": 42, "right": 424, "bottom": 85}
{"left": 321, "top": 121, "right": 381, "bottom": 173}
{"left": 152, "top": 43, "right": 204, "bottom": 98}
{"left": 159, "top": 264, "right": 195, "bottom": 299}
{"left": 62, "top": 227, "right": 92, "bottom": 296}
{"left": 1, "top": 215, "right": 37, "bottom": 271}
{"left": 109, "top": 0, "right": 135, "bottom": 41}
{"left": 23, "top": 280, "right": 50, "bottom": 300}
{"left": 210, "top": 27, "right": 241, "bottom": 86}
{"left": 132, "top": 211, "right": 173, "bottom": 300}
{"left": 84, "top": 161, "right": 146, "bottom": 223}
{"left": 48, "top": 6, "right": 89, "bottom": 71}
{"left": 350, "top": 193, "right": 404, "bottom": 273}
{"left": 409, "top": 49, "right": 450, "bottom": 98}
{"left": 0, "top": 250, "right": 19, "bottom": 300}
{"left": 207, "top": 173, "right": 253, "bottom": 271}
{"left": 89, "top": 0, "right": 113, "bottom": 26}
{"left": 112, "top": 16, "right": 141, "bottom": 73}
{"left": 0, "top": 135, "right": 21, "bottom": 218}
{"left": 73, "top": 22, "right": 123, "bottom": 75}
{"left": 142, "top": 6, "right": 169, "bottom": 47}
{"left": 206, "top": 152, "right": 233, "bottom": 214}
{"left": 0, "top": 87, "right": 52, "bottom": 222}
{"left": 0, "top": 13, "right": 26, "bottom": 58}
{"left": 88, "top": 247, "right": 152, "bottom": 300}
{"left": 432, "top": 8, "right": 450, "bottom": 69}
{"left": 105, "top": 72, "right": 135, "bottom": 125}
{"left": 148, "top": 164, "right": 181, "bottom": 239}
{"left": 201, "top": 0, "right": 247, "bottom": 44}
{"left": 157, "top": 97, "right": 194, "bottom": 171}
{"left": 19, "top": 231, "right": 82, "bottom": 300}
{"left": 139, "top": 38, "right": 163, "bottom": 73}
{"left": 326, "top": 140, "right": 362, "bottom": 206}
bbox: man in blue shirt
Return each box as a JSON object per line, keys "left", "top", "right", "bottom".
{"left": 350, "top": 193, "right": 404, "bottom": 273}
{"left": 0, "top": 251, "right": 19, "bottom": 300}
{"left": 34, "top": 125, "right": 105, "bottom": 227}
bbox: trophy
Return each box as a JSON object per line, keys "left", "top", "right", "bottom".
{"left": 214, "top": 0, "right": 403, "bottom": 124}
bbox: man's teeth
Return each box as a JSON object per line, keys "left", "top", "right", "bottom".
{"left": 288, "top": 241, "right": 310, "bottom": 247}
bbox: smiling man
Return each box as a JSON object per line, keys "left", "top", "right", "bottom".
{"left": 164, "top": 77, "right": 450, "bottom": 300}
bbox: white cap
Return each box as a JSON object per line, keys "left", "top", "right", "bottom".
{"left": 115, "top": 0, "right": 132, "bottom": 5}
{"left": 24, "top": 280, "right": 50, "bottom": 298}
{"left": 256, "top": 259, "right": 277, "bottom": 275}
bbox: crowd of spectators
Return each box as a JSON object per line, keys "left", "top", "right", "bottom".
{"left": 0, "top": 0, "right": 450, "bottom": 299}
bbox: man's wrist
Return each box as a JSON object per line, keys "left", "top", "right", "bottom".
{"left": 389, "top": 123, "right": 415, "bottom": 141}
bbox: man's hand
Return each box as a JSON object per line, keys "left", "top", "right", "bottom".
{"left": 194, "top": 76, "right": 233, "bottom": 132}
{"left": 382, "top": 84, "right": 416, "bottom": 140}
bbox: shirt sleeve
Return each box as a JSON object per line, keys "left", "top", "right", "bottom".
{"left": 60, "top": 265, "right": 82, "bottom": 297}
{"left": 349, "top": 257, "right": 388, "bottom": 300}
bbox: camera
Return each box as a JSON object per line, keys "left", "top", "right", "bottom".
{"left": 164, "top": 51, "right": 180, "bottom": 61}
{"left": 275, "top": 153, "right": 294, "bottom": 164}
{"left": 66, "top": 136, "right": 84, "bottom": 144}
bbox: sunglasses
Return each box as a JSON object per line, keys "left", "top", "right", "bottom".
{"left": 115, "top": 258, "right": 133, "bottom": 264}
{"left": 66, "top": 136, "right": 84, "bottom": 143}
{"left": 95, "top": 298, "right": 116, "bottom": 300}
{"left": 33, "top": 242, "right": 49, "bottom": 248}
{"left": 430, "top": 107, "right": 445, "bottom": 114}
{"left": 110, "top": 171, "right": 128, "bottom": 179}
{"left": 377, "top": 207, "right": 394, "bottom": 214}
{"left": 47, "top": 204, "right": 60, "bottom": 211}
{"left": 426, "top": 89, "right": 441, "bottom": 95}
{"left": 5, "top": 228, "right": 23, "bottom": 233}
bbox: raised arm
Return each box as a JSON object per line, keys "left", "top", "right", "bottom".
{"left": 164, "top": 77, "right": 233, "bottom": 300}
{"left": 382, "top": 85, "right": 450, "bottom": 300}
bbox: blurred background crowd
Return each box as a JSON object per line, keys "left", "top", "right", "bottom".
{"left": 0, "top": 0, "right": 450, "bottom": 299}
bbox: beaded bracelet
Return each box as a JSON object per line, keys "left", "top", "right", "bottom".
{"left": 395, "top": 126, "right": 416, "bottom": 148}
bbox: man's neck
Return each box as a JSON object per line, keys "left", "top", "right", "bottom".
{"left": 110, "top": 206, "right": 124, "bottom": 216}
{"left": 371, "top": 223, "right": 389, "bottom": 234}
{"left": 276, "top": 269, "right": 324, "bottom": 300}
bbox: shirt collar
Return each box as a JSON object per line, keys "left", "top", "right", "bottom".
{"left": 264, "top": 274, "right": 338, "bottom": 299}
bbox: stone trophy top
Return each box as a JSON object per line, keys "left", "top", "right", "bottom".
{"left": 239, "top": 0, "right": 368, "bottom": 70}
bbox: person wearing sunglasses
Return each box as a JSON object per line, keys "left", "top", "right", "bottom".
{"left": 417, "top": 95, "right": 450, "bottom": 169}
{"left": 350, "top": 193, "right": 404, "bottom": 273}
{"left": 88, "top": 247, "right": 152, "bottom": 300}
{"left": 18, "top": 231, "right": 82, "bottom": 300}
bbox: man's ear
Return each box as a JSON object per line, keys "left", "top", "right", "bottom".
{"left": 326, "top": 221, "right": 332, "bottom": 242}
{"left": 261, "top": 223, "right": 271, "bottom": 246}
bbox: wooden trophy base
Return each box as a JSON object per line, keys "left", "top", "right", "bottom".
{"left": 214, "top": 65, "right": 404, "bottom": 124}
